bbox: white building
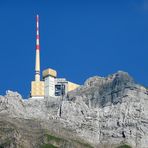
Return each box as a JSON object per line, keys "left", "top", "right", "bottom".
{"left": 42, "top": 68, "right": 79, "bottom": 98}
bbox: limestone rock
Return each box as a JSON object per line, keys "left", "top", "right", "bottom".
{"left": 0, "top": 71, "right": 148, "bottom": 148}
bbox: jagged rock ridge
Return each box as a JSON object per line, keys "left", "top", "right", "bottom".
{"left": 0, "top": 71, "right": 148, "bottom": 148}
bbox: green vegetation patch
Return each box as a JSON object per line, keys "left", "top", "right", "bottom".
{"left": 40, "top": 134, "right": 65, "bottom": 148}
{"left": 45, "top": 134, "right": 63, "bottom": 143}
{"left": 40, "top": 133, "right": 94, "bottom": 148}
{"left": 117, "top": 144, "right": 132, "bottom": 148}
{"left": 0, "top": 143, "right": 9, "bottom": 148}
{"left": 73, "top": 139, "right": 94, "bottom": 148}
{"left": 41, "top": 143, "right": 58, "bottom": 148}
{"left": 0, "top": 139, "right": 11, "bottom": 147}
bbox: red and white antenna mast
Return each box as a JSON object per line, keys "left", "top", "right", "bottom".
{"left": 35, "top": 14, "right": 40, "bottom": 81}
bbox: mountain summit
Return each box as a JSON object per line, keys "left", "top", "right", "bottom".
{"left": 0, "top": 71, "right": 148, "bottom": 148}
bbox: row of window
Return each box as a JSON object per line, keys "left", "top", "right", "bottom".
{"left": 55, "top": 84, "right": 66, "bottom": 96}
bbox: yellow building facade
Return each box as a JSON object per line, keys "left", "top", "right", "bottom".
{"left": 31, "top": 81, "right": 44, "bottom": 97}
{"left": 43, "top": 68, "right": 57, "bottom": 78}
{"left": 68, "top": 81, "right": 80, "bottom": 92}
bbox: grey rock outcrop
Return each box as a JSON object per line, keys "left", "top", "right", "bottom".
{"left": 0, "top": 71, "right": 148, "bottom": 148}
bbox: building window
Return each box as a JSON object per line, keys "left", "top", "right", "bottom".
{"left": 55, "top": 84, "right": 65, "bottom": 96}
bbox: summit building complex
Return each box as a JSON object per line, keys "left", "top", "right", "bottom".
{"left": 31, "top": 15, "right": 79, "bottom": 98}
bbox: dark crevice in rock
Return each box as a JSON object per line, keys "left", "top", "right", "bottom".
{"left": 122, "top": 131, "right": 126, "bottom": 138}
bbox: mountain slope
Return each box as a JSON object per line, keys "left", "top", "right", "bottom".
{"left": 0, "top": 71, "right": 148, "bottom": 148}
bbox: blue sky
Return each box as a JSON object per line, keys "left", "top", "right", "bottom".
{"left": 0, "top": 0, "right": 147, "bottom": 98}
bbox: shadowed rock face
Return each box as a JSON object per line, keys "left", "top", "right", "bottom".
{"left": 0, "top": 71, "right": 148, "bottom": 148}
{"left": 68, "top": 71, "right": 135, "bottom": 107}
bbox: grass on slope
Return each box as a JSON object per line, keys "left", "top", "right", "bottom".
{"left": 117, "top": 144, "right": 132, "bottom": 148}
{"left": 41, "top": 143, "right": 58, "bottom": 148}
{"left": 46, "top": 134, "right": 63, "bottom": 143}
{"left": 0, "top": 139, "right": 11, "bottom": 148}
{"left": 40, "top": 133, "right": 94, "bottom": 148}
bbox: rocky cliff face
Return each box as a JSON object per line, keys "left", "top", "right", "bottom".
{"left": 0, "top": 71, "right": 148, "bottom": 148}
